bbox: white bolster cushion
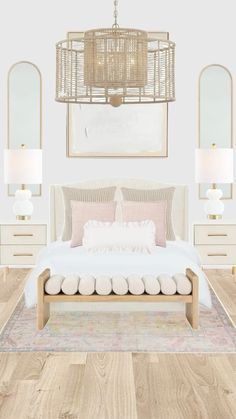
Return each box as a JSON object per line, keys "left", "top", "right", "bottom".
{"left": 142, "top": 275, "right": 161, "bottom": 295}
{"left": 172, "top": 273, "right": 192, "bottom": 295}
{"left": 61, "top": 275, "right": 80, "bottom": 295}
{"left": 45, "top": 275, "right": 64, "bottom": 295}
{"left": 112, "top": 275, "right": 128, "bottom": 295}
{"left": 78, "top": 274, "right": 95, "bottom": 295}
{"left": 83, "top": 220, "right": 156, "bottom": 253}
{"left": 95, "top": 275, "right": 112, "bottom": 295}
{"left": 158, "top": 274, "right": 177, "bottom": 295}
{"left": 127, "top": 275, "right": 145, "bottom": 295}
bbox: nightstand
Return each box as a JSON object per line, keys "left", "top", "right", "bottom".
{"left": 193, "top": 221, "right": 236, "bottom": 277}
{"left": 0, "top": 221, "right": 47, "bottom": 277}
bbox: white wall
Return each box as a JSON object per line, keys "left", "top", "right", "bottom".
{"left": 0, "top": 0, "right": 235, "bottom": 229}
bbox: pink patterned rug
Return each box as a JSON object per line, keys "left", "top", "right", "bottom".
{"left": 0, "top": 289, "right": 236, "bottom": 352}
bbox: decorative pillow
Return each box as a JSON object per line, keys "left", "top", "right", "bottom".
{"left": 121, "top": 187, "right": 175, "bottom": 240}
{"left": 62, "top": 186, "right": 116, "bottom": 241}
{"left": 82, "top": 220, "right": 156, "bottom": 253}
{"left": 70, "top": 201, "right": 117, "bottom": 247}
{"left": 121, "top": 201, "right": 167, "bottom": 247}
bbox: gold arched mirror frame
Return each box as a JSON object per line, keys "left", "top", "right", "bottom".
{"left": 198, "top": 64, "right": 233, "bottom": 199}
{"left": 7, "top": 61, "right": 42, "bottom": 196}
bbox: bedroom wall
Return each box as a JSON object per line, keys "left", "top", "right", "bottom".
{"left": 0, "top": 0, "right": 236, "bottom": 233}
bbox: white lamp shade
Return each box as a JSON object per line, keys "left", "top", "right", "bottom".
{"left": 195, "top": 148, "right": 234, "bottom": 184}
{"left": 4, "top": 149, "right": 42, "bottom": 184}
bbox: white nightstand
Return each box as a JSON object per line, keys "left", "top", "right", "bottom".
{"left": 0, "top": 221, "right": 47, "bottom": 278}
{"left": 193, "top": 221, "right": 236, "bottom": 277}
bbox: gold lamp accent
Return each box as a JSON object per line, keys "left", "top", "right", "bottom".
{"left": 55, "top": 0, "right": 175, "bottom": 106}
{"left": 208, "top": 143, "right": 224, "bottom": 220}
{"left": 16, "top": 145, "right": 30, "bottom": 221}
{"left": 195, "top": 142, "right": 234, "bottom": 220}
{"left": 4, "top": 145, "right": 42, "bottom": 221}
{"left": 208, "top": 143, "right": 221, "bottom": 219}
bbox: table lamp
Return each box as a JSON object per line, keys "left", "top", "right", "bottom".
{"left": 4, "top": 145, "right": 42, "bottom": 220}
{"left": 195, "top": 144, "right": 234, "bottom": 219}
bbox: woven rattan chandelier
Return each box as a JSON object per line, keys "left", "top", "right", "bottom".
{"left": 56, "top": 0, "right": 175, "bottom": 107}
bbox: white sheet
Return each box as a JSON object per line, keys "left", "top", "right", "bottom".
{"left": 24, "top": 240, "right": 212, "bottom": 308}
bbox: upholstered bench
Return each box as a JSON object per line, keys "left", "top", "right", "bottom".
{"left": 37, "top": 269, "right": 199, "bottom": 330}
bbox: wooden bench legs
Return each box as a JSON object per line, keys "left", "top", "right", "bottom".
{"left": 37, "top": 269, "right": 51, "bottom": 330}
{"left": 185, "top": 268, "right": 199, "bottom": 329}
{"left": 37, "top": 268, "right": 199, "bottom": 330}
{"left": 37, "top": 300, "right": 50, "bottom": 331}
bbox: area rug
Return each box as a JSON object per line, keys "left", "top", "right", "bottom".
{"left": 0, "top": 289, "right": 236, "bottom": 352}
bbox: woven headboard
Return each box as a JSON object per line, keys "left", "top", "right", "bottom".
{"left": 50, "top": 179, "right": 188, "bottom": 242}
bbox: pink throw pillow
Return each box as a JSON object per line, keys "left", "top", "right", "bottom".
{"left": 121, "top": 201, "right": 167, "bottom": 247}
{"left": 70, "top": 201, "right": 117, "bottom": 247}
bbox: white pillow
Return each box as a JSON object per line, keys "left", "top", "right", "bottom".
{"left": 82, "top": 220, "right": 156, "bottom": 253}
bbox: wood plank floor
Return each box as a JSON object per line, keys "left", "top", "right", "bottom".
{"left": 0, "top": 268, "right": 236, "bottom": 418}
{"left": 205, "top": 268, "right": 236, "bottom": 327}
{"left": 0, "top": 352, "right": 236, "bottom": 419}
{"left": 0, "top": 268, "right": 29, "bottom": 333}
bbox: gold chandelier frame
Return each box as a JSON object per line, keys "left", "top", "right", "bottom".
{"left": 56, "top": 1, "right": 175, "bottom": 106}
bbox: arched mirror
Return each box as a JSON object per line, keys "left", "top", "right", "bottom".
{"left": 199, "top": 64, "right": 233, "bottom": 199}
{"left": 8, "top": 61, "right": 42, "bottom": 196}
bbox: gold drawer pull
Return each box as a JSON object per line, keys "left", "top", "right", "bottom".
{"left": 207, "top": 233, "right": 228, "bottom": 237}
{"left": 13, "top": 253, "right": 33, "bottom": 257}
{"left": 208, "top": 253, "right": 227, "bottom": 257}
{"left": 13, "top": 233, "right": 34, "bottom": 237}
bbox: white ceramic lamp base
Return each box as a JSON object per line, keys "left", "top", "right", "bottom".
{"left": 13, "top": 189, "right": 33, "bottom": 220}
{"left": 204, "top": 188, "right": 224, "bottom": 220}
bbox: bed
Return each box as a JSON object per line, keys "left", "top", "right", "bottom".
{"left": 24, "top": 179, "right": 212, "bottom": 322}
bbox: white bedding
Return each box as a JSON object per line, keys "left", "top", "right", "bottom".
{"left": 24, "top": 240, "right": 212, "bottom": 308}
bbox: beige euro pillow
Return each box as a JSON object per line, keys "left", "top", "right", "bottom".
{"left": 121, "top": 187, "right": 175, "bottom": 240}
{"left": 61, "top": 186, "right": 116, "bottom": 241}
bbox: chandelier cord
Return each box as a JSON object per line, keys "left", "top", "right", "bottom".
{"left": 113, "top": 0, "right": 119, "bottom": 28}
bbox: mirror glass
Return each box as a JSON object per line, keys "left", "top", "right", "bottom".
{"left": 8, "top": 61, "right": 41, "bottom": 195}
{"left": 199, "top": 64, "right": 232, "bottom": 198}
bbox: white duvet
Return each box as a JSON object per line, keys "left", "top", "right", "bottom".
{"left": 24, "top": 240, "right": 212, "bottom": 308}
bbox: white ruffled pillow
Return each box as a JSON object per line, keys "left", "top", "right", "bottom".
{"left": 82, "top": 220, "right": 156, "bottom": 253}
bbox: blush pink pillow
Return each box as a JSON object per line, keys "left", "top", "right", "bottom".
{"left": 70, "top": 201, "right": 117, "bottom": 247}
{"left": 121, "top": 201, "right": 167, "bottom": 247}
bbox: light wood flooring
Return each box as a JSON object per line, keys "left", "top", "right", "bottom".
{"left": 0, "top": 268, "right": 236, "bottom": 418}
{"left": 206, "top": 268, "right": 236, "bottom": 327}
{"left": 0, "top": 268, "right": 29, "bottom": 333}
{"left": 0, "top": 352, "right": 236, "bottom": 418}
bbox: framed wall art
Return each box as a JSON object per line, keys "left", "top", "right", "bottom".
{"left": 66, "top": 32, "right": 169, "bottom": 158}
